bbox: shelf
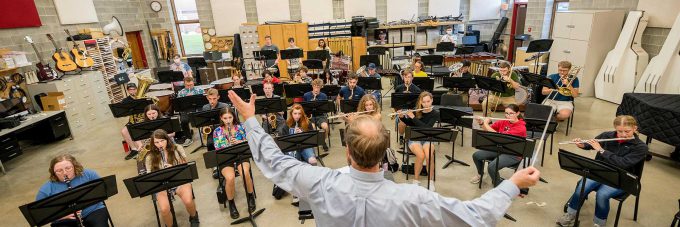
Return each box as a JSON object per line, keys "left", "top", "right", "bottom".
{"left": 0, "top": 64, "right": 33, "bottom": 74}
{"left": 378, "top": 24, "right": 416, "bottom": 29}
{"left": 368, "top": 43, "right": 414, "bottom": 48}
{"left": 416, "top": 45, "right": 436, "bottom": 50}
{"left": 417, "top": 21, "right": 464, "bottom": 27}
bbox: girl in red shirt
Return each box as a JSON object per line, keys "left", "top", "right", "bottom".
{"left": 470, "top": 104, "right": 527, "bottom": 187}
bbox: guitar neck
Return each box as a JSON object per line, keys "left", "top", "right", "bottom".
{"left": 64, "top": 30, "right": 79, "bottom": 48}
{"left": 30, "top": 43, "right": 46, "bottom": 65}
{"left": 46, "top": 34, "right": 61, "bottom": 51}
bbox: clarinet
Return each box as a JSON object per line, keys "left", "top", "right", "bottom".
{"left": 64, "top": 176, "right": 85, "bottom": 227}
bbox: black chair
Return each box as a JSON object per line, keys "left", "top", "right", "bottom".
{"left": 565, "top": 100, "right": 576, "bottom": 136}
{"left": 524, "top": 103, "right": 557, "bottom": 166}
{"left": 672, "top": 199, "right": 680, "bottom": 227}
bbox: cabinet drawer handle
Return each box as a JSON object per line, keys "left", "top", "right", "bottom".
{"left": 57, "top": 123, "right": 65, "bottom": 127}
{"left": 1, "top": 137, "right": 11, "bottom": 143}
{"left": 5, "top": 145, "right": 14, "bottom": 150}
{"left": 8, "top": 152, "right": 18, "bottom": 158}
{"left": 567, "top": 25, "right": 575, "bottom": 28}
{"left": 54, "top": 117, "right": 62, "bottom": 121}
{"left": 563, "top": 50, "right": 571, "bottom": 54}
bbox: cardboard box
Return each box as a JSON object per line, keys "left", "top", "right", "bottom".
{"left": 40, "top": 92, "right": 66, "bottom": 111}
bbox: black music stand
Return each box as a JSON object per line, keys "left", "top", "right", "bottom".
{"left": 302, "top": 60, "right": 324, "bottom": 70}
{"left": 525, "top": 39, "right": 553, "bottom": 74}
{"left": 251, "top": 84, "right": 284, "bottom": 97}
{"left": 474, "top": 75, "right": 508, "bottom": 116}
{"left": 203, "top": 143, "right": 266, "bottom": 226}
{"left": 219, "top": 88, "right": 252, "bottom": 103}
{"left": 127, "top": 118, "right": 180, "bottom": 141}
{"left": 158, "top": 71, "right": 184, "bottom": 83}
{"left": 525, "top": 118, "right": 558, "bottom": 167}
{"left": 275, "top": 131, "right": 326, "bottom": 166}
{"left": 20, "top": 175, "right": 117, "bottom": 227}
{"left": 359, "top": 55, "right": 381, "bottom": 69}
{"left": 436, "top": 42, "right": 455, "bottom": 52}
{"left": 259, "top": 50, "right": 277, "bottom": 61}
{"left": 454, "top": 46, "right": 475, "bottom": 59}
{"left": 307, "top": 50, "right": 328, "bottom": 61}
{"left": 299, "top": 100, "right": 335, "bottom": 116}
{"left": 321, "top": 85, "right": 340, "bottom": 98}
{"left": 390, "top": 93, "right": 420, "bottom": 110}
{"left": 558, "top": 149, "right": 638, "bottom": 227}
{"left": 255, "top": 98, "right": 287, "bottom": 134}
{"left": 109, "top": 99, "right": 154, "bottom": 118}
{"left": 438, "top": 107, "right": 473, "bottom": 167}
{"left": 188, "top": 108, "right": 222, "bottom": 153}
{"left": 421, "top": 55, "right": 444, "bottom": 75}
{"left": 340, "top": 100, "right": 359, "bottom": 113}
{"left": 472, "top": 130, "right": 534, "bottom": 222}
{"left": 123, "top": 162, "right": 199, "bottom": 227}
{"left": 412, "top": 77, "right": 435, "bottom": 91}
{"left": 405, "top": 127, "right": 458, "bottom": 190}
{"left": 280, "top": 49, "right": 303, "bottom": 60}
{"left": 172, "top": 95, "right": 209, "bottom": 113}
{"left": 357, "top": 77, "right": 382, "bottom": 91}
{"left": 284, "top": 83, "right": 312, "bottom": 98}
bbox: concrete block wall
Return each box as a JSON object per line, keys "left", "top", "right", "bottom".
{"left": 0, "top": 0, "right": 174, "bottom": 69}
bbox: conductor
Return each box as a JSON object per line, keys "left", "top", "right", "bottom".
{"left": 227, "top": 90, "right": 541, "bottom": 226}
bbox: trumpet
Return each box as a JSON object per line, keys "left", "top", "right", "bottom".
{"left": 461, "top": 115, "right": 508, "bottom": 121}
{"left": 327, "top": 110, "right": 374, "bottom": 120}
{"left": 388, "top": 107, "right": 432, "bottom": 117}
{"left": 558, "top": 137, "right": 634, "bottom": 145}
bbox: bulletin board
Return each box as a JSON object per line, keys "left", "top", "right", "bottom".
{"left": 344, "top": 0, "right": 376, "bottom": 19}
{"left": 300, "top": 0, "right": 334, "bottom": 23}
{"left": 211, "top": 0, "right": 248, "bottom": 36}
{"left": 54, "top": 0, "right": 99, "bottom": 25}
{"left": 0, "top": 0, "right": 42, "bottom": 29}
{"left": 256, "top": 0, "right": 291, "bottom": 23}
{"left": 469, "top": 0, "right": 501, "bottom": 21}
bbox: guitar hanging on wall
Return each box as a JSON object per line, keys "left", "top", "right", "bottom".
{"left": 64, "top": 29, "right": 94, "bottom": 68}
{"left": 46, "top": 34, "right": 78, "bottom": 72}
{"left": 23, "top": 36, "right": 56, "bottom": 81}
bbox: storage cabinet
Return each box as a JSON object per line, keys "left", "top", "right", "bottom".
{"left": 548, "top": 10, "right": 625, "bottom": 96}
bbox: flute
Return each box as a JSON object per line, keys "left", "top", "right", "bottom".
{"left": 327, "top": 110, "right": 374, "bottom": 120}
{"left": 461, "top": 115, "right": 508, "bottom": 121}
{"left": 558, "top": 137, "right": 635, "bottom": 145}
{"left": 388, "top": 107, "right": 432, "bottom": 117}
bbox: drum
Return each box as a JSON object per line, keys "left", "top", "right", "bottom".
{"left": 146, "top": 90, "right": 174, "bottom": 114}
{"left": 514, "top": 86, "right": 530, "bottom": 105}
{"left": 210, "top": 78, "right": 234, "bottom": 90}
{"left": 469, "top": 89, "right": 488, "bottom": 105}
{"left": 149, "top": 83, "right": 173, "bottom": 91}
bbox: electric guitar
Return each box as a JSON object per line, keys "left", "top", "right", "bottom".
{"left": 24, "top": 36, "right": 56, "bottom": 81}
{"left": 64, "top": 29, "right": 94, "bottom": 68}
{"left": 46, "top": 34, "right": 78, "bottom": 72}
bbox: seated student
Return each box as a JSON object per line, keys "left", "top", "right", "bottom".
{"left": 213, "top": 108, "right": 256, "bottom": 219}
{"left": 175, "top": 76, "right": 204, "bottom": 146}
{"left": 303, "top": 79, "right": 330, "bottom": 152}
{"left": 363, "top": 63, "right": 382, "bottom": 103}
{"left": 290, "top": 70, "right": 307, "bottom": 103}
{"left": 145, "top": 129, "right": 200, "bottom": 227}
{"left": 260, "top": 81, "right": 285, "bottom": 134}
{"left": 321, "top": 69, "right": 339, "bottom": 85}
{"left": 278, "top": 103, "right": 318, "bottom": 205}
{"left": 337, "top": 74, "right": 365, "bottom": 102}
{"left": 395, "top": 69, "right": 423, "bottom": 142}
{"left": 344, "top": 94, "right": 382, "bottom": 123}
{"left": 542, "top": 61, "right": 579, "bottom": 121}
{"left": 261, "top": 70, "right": 281, "bottom": 84}
{"left": 470, "top": 104, "right": 527, "bottom": 187}
{"left": 231, "top": 73, "right": 245, "bottom": 89}
{"left": 452, "top": 60, "right": 473, "bottom": 104}
{"left": 202, "top": 88, "right": 229, "bottom": 111}
{"left": 297, "top": 66, "right": 313, "bottom": 83}
{"left": 412, "top": 61, "right": 428, "bottom": 77}
{"left": 120, "top": 83, "right": 142, "bottom": 160}
{"left": 36, "top": 154, "right": 112, "bottom": 227}
{"left": 556, "top": 115, "right": 647, "bottom": 227}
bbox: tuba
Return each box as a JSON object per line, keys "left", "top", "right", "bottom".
{"left": 355, "top": 65, "right": 367, "bottom": 77}
{"left": 128, "top": 74, "right": 156, "bottom": 124}
{"left": 448, "top": 62, "right": 463, "bottom": 77}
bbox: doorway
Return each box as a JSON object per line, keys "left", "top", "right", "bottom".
{"left": 508, "top": 2, "right": 528, "bottom": 62}
{"left": 125, "top": 31, "right": 148, "bottom": 69}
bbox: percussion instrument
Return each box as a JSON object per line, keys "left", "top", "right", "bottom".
{"left": 146, "top": 90, "right": 174, "bottom": 114}
{"left": 514, "top": 86, "right": 531, "bottom": 105}
{"left": 149, "top": 83, "right": 173, "bottom": 91}
{"left": 195, "top": 85, "right": 213, "bottom": 92}
{"left": 470, "top": 61, "right": 493, "bottom": 76}
{"left": 210, "top": 78, "right": 234, "bottom": 90}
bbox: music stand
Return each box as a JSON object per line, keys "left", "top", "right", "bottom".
{"left": 259, "top": 49, "right": 277, "bottom": 61}
{"left": 123, "top": 162, "right": 199, "bottom": 227}
{"left": 109, "top": 99, "right": 154, "bottom": 118}
{"left": 524, "top": 118, "right": 558, "bottom": 167}
{"left": 157, "top": 71, "right": 184, "bottom": 83}
{"left": 171, "top": 95, "right": 209, "bottom": 113}
{"left": 359, "top": 55, "right": 381, "bottom": 68}
{"left": 20, "top": 175, "right": 118, "bottom": 227}
{"left": 558, "top": 149, "right": 638, "bottom": 227}
{"left": 283, "top": 83, "right": 312, "bottom": 98}
{"left": 340, "top": 100, "right": 359, "bottom": 113}
{"left": 525, "top": 39, "right": 553, "bottom": 74}
{"left": 420, "top": 55, "right": 444, "bottom": 75}
{"left": 299, "top": 100, "right": 335, "bottom": 116}
{"left": 202, "top": 142, "right": 266, "bottom": 225}
{"left": 404, "top": 127, "right": 458, "bottom": 190}
{"left": 436, "top": 42, "right": 455, "bottom": 52}
{"left": 472, "top": 130, "right": 534, "bottom": 222}
{"left": 188, "top": 108, "right": 222, "bottom": 153}
{"left": 302, "top": 60, "right": 324, "bottom": 70}
{"left": 390, "top": 93, "right": 420, "bottom": 110}
{"left": 438, "top": 107, "right": 473, "bottom": 165}
{"left": 251, "top": 84, "right": 284, "bottom": 97}
{"left": 321, "top": 85, "right": 340, "bottom": 98}
{"left": 275, "top": 130, "right": 326, "bottom": 166}
{"left": 367, "top": 46, "right": 388, "bottom": 55}
{"left": 357, "top": 77, "right": 382, "bottom": 90}
{"left": 255, "top": 98, "right": 287, "bottom": 134}
{"left": 280, "top": 49, "right": 303, "bottom": 60}
{"left": 412, "top": 77, "right": 435, "bottom": 91}
{"left": 474, "top": 75, "right": 508, "bottom": 116}
{"left": 127, "top": 118, "right": 179, "bottom": 141}
{"left": 219, "top": 88, "right": 251, "bottom": 103}
{"left": 454, "top": 46, "right": 475, "bottom": 59}
{"left": 307, "top": 50, "right": 328, "bottom": 61}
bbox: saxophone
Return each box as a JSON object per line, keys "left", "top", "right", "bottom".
{"left": 267, "top": 113, "right": 277, "bottom": 130}
{"left": 201, "top": 126, "right": 213, "bottom": 145}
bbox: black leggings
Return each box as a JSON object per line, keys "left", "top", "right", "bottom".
{"left": 51, "top": 208, "right": 110, "bottom": 227}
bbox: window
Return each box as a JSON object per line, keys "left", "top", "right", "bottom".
{"left": 556, "top": 2, "right": 569, "bottom": 12}
{"left": 171, "top": 0, "right": 204, "bottom": 56}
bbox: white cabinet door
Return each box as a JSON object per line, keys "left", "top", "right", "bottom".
{"left": 568, "top": 39, "right": 589, "bottom": 67}
{"left": 570, "top": 13, "right": 594, "bottom": 41}
{"left": 553, "top": 13, "right": 572, "bottom": 39}
{"left": 550, "top": 38, "right": 571, "bottom": 61}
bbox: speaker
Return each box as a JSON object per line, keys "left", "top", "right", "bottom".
{"left": 232, "top": 33, "right": 243, "bottom": 59}
{"left": 103, "top": 16, "right": 124, "bottom": 36}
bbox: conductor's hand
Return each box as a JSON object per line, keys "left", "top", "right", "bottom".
{"left": 509, "top": 167, "right": 540, "bottom": 189}
{"left": 228, "top": 91, "right": 257, "bottom": 120}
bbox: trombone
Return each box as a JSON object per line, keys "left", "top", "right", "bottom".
{"left": 388, "top": 107, "right": 432, "bottom": 117}
{"left": 327, "top": 110, "right": 374, "bottom": 120}
{"left": 544, "top": 66, "right": 582, "bottom": 102}
{"left": 558, "top": 137, "right": 634, "bottom": 145}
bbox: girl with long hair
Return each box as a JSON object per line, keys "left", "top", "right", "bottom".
{"left": 397, "top": 92, "right": 440, "bottom": 190}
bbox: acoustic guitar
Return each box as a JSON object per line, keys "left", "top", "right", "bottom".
{"left": 46, "top": 34, "right": 78, "bottom": 72}
{"left": 64, "top": 29, "right": 94, "bottom": 68}
{"left": 23, "top": 36, "right": 56, "bottom": 81}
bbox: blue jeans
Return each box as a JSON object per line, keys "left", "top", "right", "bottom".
{"left": 371, "top": 90, "right": 381, "bottom": 103}
{"left": 286, "top": 148, "right": 315, "bottom": 163}
{"left": 567, "top": 178, "right": 626, "bottom": 225}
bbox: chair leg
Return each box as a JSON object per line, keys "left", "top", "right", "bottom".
{"left": 550, "top": 133, "right": 554, "bottom": 155}
{"left": 634, "top": 195, "right": 640, "bottom": 221}
{"left": 614, "top": 200, "right": 624, "bottom": 227}
{"left": 541, "top": 139, "right": 546, "bottom": 167}
{"left": 478, "top": 161, "right": 485, "bottom": 189}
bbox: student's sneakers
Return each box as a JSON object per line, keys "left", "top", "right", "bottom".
{"left": 412, "top": 180, "right": 421, "bottom": 186}
{"left": 556, "top": 212, "right": 576, "bottom": 227}
{"left": 182, "top": 139, "right": 194, "bottom": 147}
{"left": 469, "top": 175, "right": 481, "bottom": 184}
{"left": 429, "top": 180, "right": 436, "bottom": 192}
{"left": 125, "top": 150, "right": 138, "bottom": 160}
{"left": 291, "top": 196, "right": 300, "bottom": 207}
{"left": 189, "top": 211, "right": 200, "bottom": 227}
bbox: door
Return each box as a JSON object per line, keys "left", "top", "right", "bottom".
{"left": 125, "top": 31, "right": 148, "bottom": 69}
{"left": 508, "top": 2, "right": 528, "bottom": 62}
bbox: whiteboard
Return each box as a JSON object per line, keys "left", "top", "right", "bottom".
{"left": 344, "top": 0, "right": 376, "bottom": 19}
{"left": 211, "top": 0, "right": 247, "bottom": 36}
{"left": 300, "top": 0, "right": 334, "bottom": 23}
{"left": 387, "top": 0, "right": 418, "bottom": 21}
{"left": 256, "top": 0, "right": 291, "bottom": 23}
{"left": 469, "top": 0, "right": 501, "bottom": 21}
{"left": 637, "top": 0, "right": 680, "bottom": 28}
{"left": 53, "top": 0, "right": 98, "bottom": 25}
{"left": 429, "top": 0, "right": 460, "bottom": 17}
